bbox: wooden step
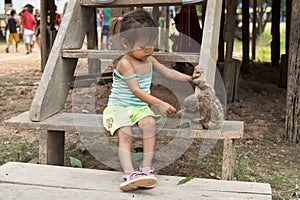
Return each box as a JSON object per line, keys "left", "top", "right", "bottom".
{"left": 62, "top": 49, "right": 200, "bottom": 63}
{"left": 80, "top": 0, "right": 204, "bottom": 8}
{"left": 72, "top": 73, "right": 113, "bottom": 88}
{"left": 0, "top": 162, "right": 272, "bottom": 200}
{"left": 5, "top": 111, "right": 243, "bottom": 180}
{"left": 6, "top": 111, "right": 243, "bottom": 139}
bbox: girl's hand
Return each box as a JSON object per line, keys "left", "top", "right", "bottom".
{"left": 192, "top": 66, "right": 204, "bottom": 80}
{"left": 158, "top": 102, "right": 176, "bottom": 116}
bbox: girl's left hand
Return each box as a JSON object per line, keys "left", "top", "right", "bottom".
{"left": 192, "top": 66, "right": 204, "bottom": 80}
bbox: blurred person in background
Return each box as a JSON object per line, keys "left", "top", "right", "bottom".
{"left": 20, "top": 4, "right": 36, "bottom": 54}
{"left": 5, "top": 9, "right": 21, "bottom": 53}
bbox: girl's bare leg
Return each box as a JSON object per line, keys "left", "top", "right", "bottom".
{"left": 138, "top": 116, "right": 156, "bottom": 167}
{"left": 117, "top": 126, "right": 135, "bottom": 174}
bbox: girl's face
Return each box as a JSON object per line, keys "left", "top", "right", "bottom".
{"left": 127, "top": 40, "right": 155, "bottom": 61}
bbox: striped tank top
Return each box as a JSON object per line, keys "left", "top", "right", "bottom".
{"left": 107, "top": 59, "right": 152, "bottom": 107}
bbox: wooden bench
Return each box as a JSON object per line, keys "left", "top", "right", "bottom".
{"left": 5, "top": 111, "right": 243, "bottom": 180}
{"left": 0, "top": 162, "right": 272, "bottom": 199}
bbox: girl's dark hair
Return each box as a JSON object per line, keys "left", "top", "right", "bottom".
{"left": 111, "top": 9, "right": 158, "bottom": 48}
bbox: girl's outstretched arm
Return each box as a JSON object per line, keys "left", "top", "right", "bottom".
{"left": 149, "top": 56, "right": 203, "bottom": 82}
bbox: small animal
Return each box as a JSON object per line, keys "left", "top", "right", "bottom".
{"left": 180, "top": 77, "right": 224, "bottom": 129}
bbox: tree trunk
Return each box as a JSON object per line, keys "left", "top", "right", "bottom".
{"left": 241, "top": 0, "right": 250, "bottom": 73}
{"left": 271, "top": 0, "right": 280, "bottom": 67}
{"left": 257, "top": 4, "right": 271, "bottom": 36}
{"left": 285, "top": 1, "right": 300, "bottom": 143}
{"left": 251, "top": 0, "right": 257, "bottom": 60}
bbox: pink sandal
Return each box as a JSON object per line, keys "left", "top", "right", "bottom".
{"left": 120, "top": 171, "right": 157, "bottom": 191}
{"left": 139, "top": 166, "right": 157, "bottom": 188}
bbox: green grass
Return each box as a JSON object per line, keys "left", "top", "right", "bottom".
{"left": 233, "top": 22, "right": 286, "bottom": 62}
{"left": 234, "top": 146, "right": 300, "bottom": 199}
{"left": 0, "top": 134, "right": 39, "bottom": 165}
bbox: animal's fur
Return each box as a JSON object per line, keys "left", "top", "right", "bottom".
{"left": 181, "top": 77, "right": 224, "bottom": 129}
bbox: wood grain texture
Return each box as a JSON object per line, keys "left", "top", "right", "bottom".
{"left": 0, "top": 162, "right": 272, "bottom": 200}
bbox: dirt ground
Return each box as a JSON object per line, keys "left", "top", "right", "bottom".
{"left": 0, "top": 44, "right": 299, "bottom": 199}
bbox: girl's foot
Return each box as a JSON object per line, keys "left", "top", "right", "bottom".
{"left": 139, "top": 166, "right": 157, "bottom": 188}
{"left": 120, "top": 171, "right": 157, "bottom": 191}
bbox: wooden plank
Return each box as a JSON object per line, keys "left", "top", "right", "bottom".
{"left": 80, "top": 0, "right": 204, "bottom": 8}
{"left": 71, "top": 76, "right": 113, "bottom": 88}
{"left": 5, "top": 111, "right": 243, "bottom": 139}
{"left": 29, "top": 0, "right": 94, "bottom": 122}
{"left": 0, "top": 162, "right": 272, "bottom": 200}
{"left": 197, "top": 0, "right": 223, "bottom": 87}
{"left": 62, "top": 49, "right": 200, "bottom": 63}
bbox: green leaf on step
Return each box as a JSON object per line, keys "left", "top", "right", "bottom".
{"left": 177, "top": 176, "right": 195, "bottom": 185}
{"left": 69, "top": 156, "right": 83, "bottom": 168}
{"left": 176, "top": 121, "right": 191, "bottom": 128}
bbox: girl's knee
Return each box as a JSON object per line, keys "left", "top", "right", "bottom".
{"left": 138, "top": 116, "right": 155, "bottom": 128}
{"left": 117, "top": 127, "right": 132, "bottom": 141}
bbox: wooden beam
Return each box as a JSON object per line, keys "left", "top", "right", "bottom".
{"left": 197, "top": 0, "right": 223, "bottom": 87}
{"left": 30, "top": 0, "right": 94, "bottom": 121}
{"left": 6, "top": 111, "right": 244, "bottom": 140}
{"left": 80, "top": 0, "right": 203, "bottom": 7}
{"left": 62, "top": 49, "right": 200, "bottom": 63}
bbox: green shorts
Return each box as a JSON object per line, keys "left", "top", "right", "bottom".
{"left": 103, "top": 106, "right": 162, "bottom": 135}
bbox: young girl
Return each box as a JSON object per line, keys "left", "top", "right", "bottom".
{"left": 103, "top": 9, "right": 202, "bottom": 191}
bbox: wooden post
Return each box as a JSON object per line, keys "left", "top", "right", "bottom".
{"left": 271, "top": 0, "right": 280, "bottom": 67}
{"left": 40, "top": 0, "right": 50, "bottom": 72}
{"left": 218, "top": 0, "right": 225, "bottom": 62}
{"left": 251, "top": 0, "right": 257, "bottom": 61}
{"left": 197, "top": 0, "right": 223, "bottom": 88}
{"left": 241, "top": 0, "right": 250, "bottom": 73}
{"left": 39, "top": 130, "right": 65, "bottom": 165}
{"left": 285, "top": 1, "right": 300, "bottom": 143}
{"left": 87, "top": 8, "right": 101, "bottom": 74}
{"left": 279, "top": 0, "right": 292, "bottom": 88}
{"left": 222, "top": 139, "right": 236, "bottom": 180}
{"left": 224, "top": 0, "right": 238, "bottom": 61}
{"left": 286, "top": 0, "right": 292, "bottom": 56}
{"left": 223, "top": 0, "right": 239, "bottom": 103}
{"left": 165, "top": 6, "right": 170, "bottom": 52}
{"left": 201, "top": 2, "right": 206, "bottom": 30}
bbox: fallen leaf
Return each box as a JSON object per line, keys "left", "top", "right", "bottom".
{"left": 177, "top": 176, "right": 194, "bottom": 185}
